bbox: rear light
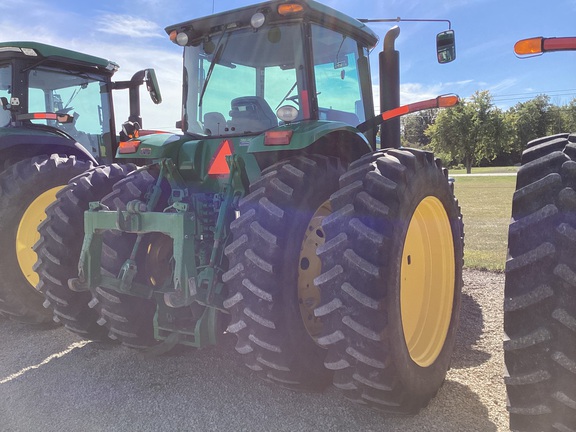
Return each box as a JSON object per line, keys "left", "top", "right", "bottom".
{"left": 265, "top": 130, "right": 293, "bottom": 145}
{"left": 118, "top": 140, "right": 141, "bottom": 154}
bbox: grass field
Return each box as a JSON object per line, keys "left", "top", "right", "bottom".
{"left": 450, "top": 166, "right": 519, "bottom": 175}
{"left": 452, "top": 173, "right": 517, "bottom": 272}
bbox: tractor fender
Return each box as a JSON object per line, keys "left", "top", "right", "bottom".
{"left": 0, "top": 133, "right": 98, "bottom": 166}
{"left": 247, "top": 120, "right": 372, "bottom": 165}
{"left": 115, "top": 132, "right": 183, "bottom": 160}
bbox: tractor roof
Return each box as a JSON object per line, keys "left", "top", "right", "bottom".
{"left": 0, "top": 41, "right": 119, "bottom": 74}
{"left": 166, "top": 0, "right": 378, "bottom": 49}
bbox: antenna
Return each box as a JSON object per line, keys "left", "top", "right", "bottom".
{"left": 212, "top": 0, "right": 215, "bottom": 13}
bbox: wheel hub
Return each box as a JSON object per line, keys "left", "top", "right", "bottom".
{"left": 400, "top": 196, "right": 455, "bottom": 367}
{"left": 298, "top": 200, "right": 331, "bottom": 341}
{"left": 16, "top": 186, "right": 63, "bottom": 287}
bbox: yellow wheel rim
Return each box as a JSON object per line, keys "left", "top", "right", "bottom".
{"left": 298, "top": 200, "right": 331, "bottom": 342}
{"left": 16, "top": 186, "right": 63, "bottom": 287}
{"left": 400, "top": 196, "right": 455, "bottom": 367}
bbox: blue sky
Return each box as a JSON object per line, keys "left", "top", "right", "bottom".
{"left": 2, "top": 0, "right": 576, "bottom": 130}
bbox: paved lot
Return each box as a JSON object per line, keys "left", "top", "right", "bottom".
{"left": 0, "top": 269, "right": 508, "bottom": 432}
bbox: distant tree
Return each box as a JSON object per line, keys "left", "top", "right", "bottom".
{"left": 401, "top": 109, "right": 437, "bottom": 147}
{"left": 560, "top": 98, "right": 576, "bottom": 132}
{"left": 507, "top": 95, "right": 552, "bottom": 153}
{"left": 426, "top": 90, "right": 510, "bottom": 173}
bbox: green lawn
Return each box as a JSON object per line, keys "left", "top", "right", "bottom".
{"left": 450, "top": 166, "right": 519, "bottom": 175}
{"left": 452, "top": 174, "right": 517, "bottom": 272}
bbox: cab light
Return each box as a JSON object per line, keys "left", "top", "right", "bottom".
{"left": 21, "top": 48, "right": 37, "bottom": 56}
{"left": 251, "top": 12, "right": 266, "bottom": 29}
{"left": 208, "top": 139, "right": 233, "bottom": 175}
{"left": 277, "top": 4, "right": 304, "bottom": 15}
{"left": 265, "top": 130, "right": 293, "bottom": 145}
{"left": 118, "top": 140, "right": 141, "bottom": 154}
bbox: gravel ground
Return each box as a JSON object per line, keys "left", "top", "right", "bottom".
{"left": 0, "top": 269, "right": 508, "bottom": 432}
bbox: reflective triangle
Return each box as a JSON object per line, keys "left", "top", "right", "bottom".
{"left": 208, "top": 139, "right": 233, "bottom": 175}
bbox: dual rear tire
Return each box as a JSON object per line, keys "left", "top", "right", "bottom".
{"left": 224, "top": 149, "right": 464, "bottom": 411}
{"left": 504, "top": 133, "right": 576, "bottom": 431}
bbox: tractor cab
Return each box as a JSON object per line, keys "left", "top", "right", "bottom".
{"left": 167, "top": 1, "right": 378, "bottom": 145}
{"left": 0, "top": 42, "right": 161, "bottom": 163}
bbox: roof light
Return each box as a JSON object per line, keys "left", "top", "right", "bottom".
{"left": 251, "top": 12, "right": 266, "bottom": 29}
{"left": 208, "top": 139, "right": 233, "bottom": 175}
{"left": 277, "top": 4, "right": 304, "bottom": 15}
{"left": 265, "top": 130, "right": 293, "bottom": 146}
{"left": 20, "top": 48, "right": 37, "bottom": 56}
{"left": 118, "top": 140, "right": 141, "bottom": 154}
{"left": 176, "top": 32, "right": 189, "bottom": 46}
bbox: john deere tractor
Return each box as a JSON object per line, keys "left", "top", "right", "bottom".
{"left": 505, "top": 36, "right": 576, "bottom": 432}
{"left": 0, "top": 41, "right": 161, "bottom": 325}
{"left": 42, "top": 0, "right": 463, "bottom": 413}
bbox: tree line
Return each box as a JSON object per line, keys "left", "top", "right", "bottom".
{"left": 400, "top": 90, "right": 576, "bottom": 173}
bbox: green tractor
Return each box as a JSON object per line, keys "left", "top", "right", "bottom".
{"left": 0, "top": 41, "right": 161, "bottom": 324}
{"left": 42, "top": 0, "right": 464, "bottom": 413}
{"left": 505, "top": 36, "right": 576, "bottom": 432}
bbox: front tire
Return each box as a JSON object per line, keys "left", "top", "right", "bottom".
{"left": 316, "top": 148, "right": 464, "bottom": 413}
{"left": 504, "top": 133, "right": 576, "bottom": 432}
{"left": 223, "top": 154, "right": 343, "bottom": 391}
{"left": 0, "top": 154, "right": 92, "bottom": 324}
{"left": 34, "top": 163, "right": 136, "bottom": 340}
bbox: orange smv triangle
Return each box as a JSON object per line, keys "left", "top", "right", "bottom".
{"left": 208, "top": 139, "right": 233, "bottom": 175}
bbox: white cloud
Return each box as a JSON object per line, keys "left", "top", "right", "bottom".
{"left": 96, "top": 14, "right": 164, "bottom": 39}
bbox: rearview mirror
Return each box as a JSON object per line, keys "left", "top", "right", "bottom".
{"left": 437, "top": 30, "right": 456, "bottom": 64}
{"left": 144, "top": 69, "right": 162, "bottom": 104}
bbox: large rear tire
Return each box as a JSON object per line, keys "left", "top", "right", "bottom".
{"left": 0, "top": 154, "right": 92, "bottom": 324}
{"left": 89, "top": 168, "right": 169, "bottom": 349}
{"left": 504, "top": 133, "right": 576, "bottom": 432}
{"left": 34, "top": 164, "right": 136, "bottom": 340}
{"left": 223, "top": 154, "right": 343, "bottom": 391}
{"left": 315, "top": 148, "right": 464, "bottom": 413}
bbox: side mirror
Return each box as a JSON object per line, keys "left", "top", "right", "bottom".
{"left": 437, "top": 30, "right": 456, "bottom": 64}
{"left": 144, "top": 69, "right": 162, "bottom": 104}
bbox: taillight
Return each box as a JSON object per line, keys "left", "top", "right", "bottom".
{"left": 265, "top": 130, "right": 293, "bottom": 146}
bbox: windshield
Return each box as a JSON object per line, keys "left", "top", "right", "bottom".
{"left": 311, "top": 25, "right": 367, "bottom": 125}
{"left": 27, "top": 67, "right": 112, "bottom": 158}
{"left": 182, "top": 24, "right": 304, "bottom": 137}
